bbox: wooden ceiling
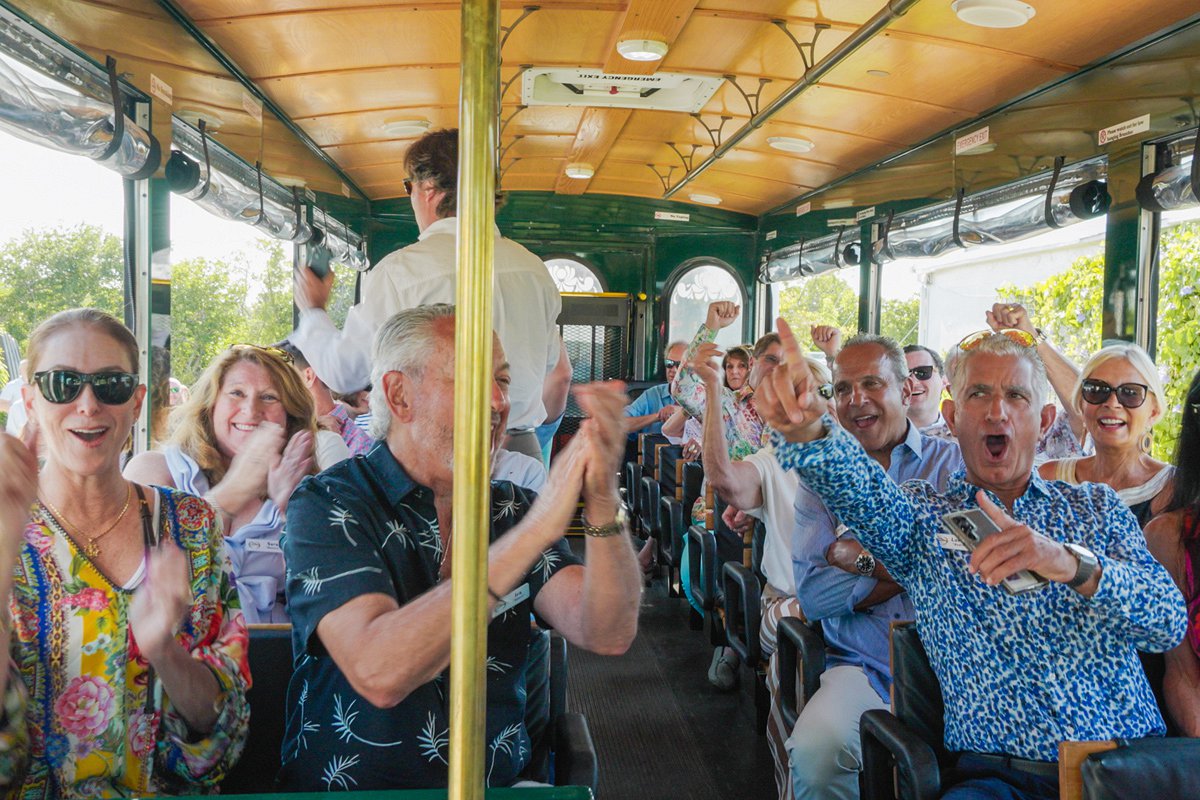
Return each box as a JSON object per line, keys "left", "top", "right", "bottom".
{"left": 14, "top": 0, "right": 1200, "bottom": 215}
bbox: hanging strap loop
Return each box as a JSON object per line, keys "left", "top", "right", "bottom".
{"left": 1044, "top": 156, "right": 1066, "bottom": 229}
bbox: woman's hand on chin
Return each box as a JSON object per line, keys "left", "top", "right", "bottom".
{"left": 268, "top": 430, "right": 314, "bottom": 516}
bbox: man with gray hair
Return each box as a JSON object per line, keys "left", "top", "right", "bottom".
{"left": 760, "top": 322, "right": 1185, "bottom": 800}
{"left": 278, "top": 304, "right": 641, "bottom": 791}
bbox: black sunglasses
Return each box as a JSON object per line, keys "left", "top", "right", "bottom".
{"left": 909, "top": 365, "right": 935, "bottom": 381}
{"left": 34, "top": 370, "right": 138, "bottom": 405}
{"left": 816, "top": 382, "right": 834, "bottom": 400}
{"left": 1080, "top": 378, "right": 1149, "bottom": 409}
{"left": 664, "top": 359, "right": 680, "bottom": 369}
{"left": 403, "top": 178, "right": 413, "bottom": 196}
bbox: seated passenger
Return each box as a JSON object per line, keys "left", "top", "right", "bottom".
{"left": 694, "top": 342, "right": 836, "bottom": 799}
{"left": 1144, "top": 368, "right": 1200, "bottom": 736}
{"left": 0, "top": 309, "right": 249, "bottom": 796}
{"left": 788, "top": 334, "right": 961, "bottom": 800}
{"left": 624, "top": 340, "right": 686, "bottom": 437}
{"left": 761, "top": 322, "right": 1185, "bottom": 800}
{"left": 124, "top": 343, "right": 316, "bottom": 623}
{"left": 276, "top": 304, "right": 640, "bottom": 790}
{"left": 723, "top": 345, "right": 752, "bottom": 392}
{"left": 904, "top": 344, "right": 954, "bottom": 441}
{"left": 1040, "top": 343, "right": 1174, "bottom": 527}
{"left": 277, "top": 339, "right": 373, "bottom": 457}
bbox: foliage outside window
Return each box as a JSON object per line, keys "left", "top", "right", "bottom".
{"left": 774, "top": 267, "right": 863, "bottom": 344}
{"left": 668, "top": 263, "right": 744, "bottom": 348}
{"left": 545, "top": 257, "right": 604, "bottom": 293}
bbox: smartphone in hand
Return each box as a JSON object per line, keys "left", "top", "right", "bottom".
{"left": 940, "top": 508, "right": 1047, "bottom": 595}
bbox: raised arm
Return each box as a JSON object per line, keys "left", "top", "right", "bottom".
{"left": 692, "top": 341, "right": 763, "bottom": 510}
{"left": 292, "top": 268, "right": 375, "bottom": 394}
{"left": 988, "top": 303, "right": 1083, "bottom": 441}
{"left": 672, "top": 301, "right": 739, "bottom": 418}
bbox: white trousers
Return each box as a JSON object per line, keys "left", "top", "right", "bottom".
{"left": 787, "top": 665, "right": 888, "bottom": 800}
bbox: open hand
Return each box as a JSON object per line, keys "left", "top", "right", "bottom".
{"left": 220, "top": 422, "right": 286, "bottom": 509}
{"left": 968, "top": 491, "right": 1076, "bottom": 587}
{"left": 705, "top": 301, "right": 740, "bottom": 331}
{"left": 0, "top": 426, "right": 38, "bottom": 563}
{"left": 129, "top": 541, "right": 193, "bottom": 661}
{"left": 268, "top": 430, "right": 314, "bottom": 515}
{"left": 756, "top": 318, "right": 829, "bottom": 444}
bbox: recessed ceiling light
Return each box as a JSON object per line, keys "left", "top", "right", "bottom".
{"left": 767, "top": 136, "right": 816, "bottom": 154}
{"left": 564, "top": 162, "right": 594, "bottom": 179}
{"left": 616, "top": 38, "right": 669, "bottom": 62}
{"left": 959, "top": 142, "right": 998, "bottom": 155}
{"left": 951, "top": 0, "right": 1036, "bottom": 28}
{"left": 866, "top": 69, "right": 891, "bottom": 78}
{"left": 689, "top": 192, "right": 721, "bottom": 205}
{"left": 175, "top": 109, "right": 222, "bottom": 131}
{"left": 381, "top": 118, "right": 432, "bottom": 137}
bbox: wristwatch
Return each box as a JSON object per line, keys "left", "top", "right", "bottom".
{"left": 582, "top": 503, "right": 630, "bottom": 538}
{"left": 854, "top": 550, "right": 877, "bottom": 577}
{"left": 1063, "top": 542, "right": 1099, "bottom": 589}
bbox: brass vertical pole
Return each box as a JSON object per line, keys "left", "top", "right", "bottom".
{"left": 448, "top": 0, "right": 499, "bottom": 797}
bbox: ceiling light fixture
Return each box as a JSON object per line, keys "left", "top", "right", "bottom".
{"left": 564, "top": 162, "right": 595, "bottom": 179}
{"left": 767, "top": 136, "right": 816, "bottom": 154}
{"left": 823, "top": 199, "right": 854, "bottom": 210}
{"left": 689, "top": 192, "right": 721, "bottom": 205}
{"left": 381, "top": 118, "right": 432, "bottom": 137}
{"left": 616, "top": 38, "right": 669, "bottom": 62}
{"left": 951, "top": 0, "right": 1036, "bottom": 28}
{"left": 866, "top": 69, "right": 891, "bottom": 78}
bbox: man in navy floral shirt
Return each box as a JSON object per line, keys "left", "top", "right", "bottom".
{"left": 278, "top": 304, "right": 641, "bottom": 791}
{"left": 757, "top": 320, "right": 1185, "bottom": 800}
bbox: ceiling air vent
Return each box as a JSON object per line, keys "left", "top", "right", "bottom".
{"left": 521, "top": 68, "right": 723, "bottom": 113}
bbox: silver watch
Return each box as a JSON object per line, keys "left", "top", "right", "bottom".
{"left": 854, "top": 550, "right": 876, "bottom": 577}
{"left": 1063, "top": 542, "right": 1099, "bottom": 589}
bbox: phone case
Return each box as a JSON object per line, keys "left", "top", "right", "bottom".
{"left": 941, "top": 509, "right": 1047, "bottom": 595}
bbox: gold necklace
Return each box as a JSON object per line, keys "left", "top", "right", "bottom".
{"left": 40, "top": 483, "right": 133, "bottom": 559}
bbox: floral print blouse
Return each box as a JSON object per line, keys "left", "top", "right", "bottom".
{"left": 0, "top": 487, "right": 250, "bottom": 798}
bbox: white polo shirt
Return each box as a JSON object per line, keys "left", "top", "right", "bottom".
{"left": 742, "top": 445, "right": 800, "bottom": 596}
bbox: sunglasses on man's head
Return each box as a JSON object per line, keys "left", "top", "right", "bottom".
{"left": 230, "top": 343, "right": 294, "bottom": 365}
{"left": 34, "top": 370, "right": 138, "bottom": 405}
{"left": 909, "top": 365, "right": 935, "bottom": 381}
{"left": 957, "top": 328, "right": 1037, "bottom": 351}
{"left": 1080, "top": 378, "right": 1149, "bottom": 409}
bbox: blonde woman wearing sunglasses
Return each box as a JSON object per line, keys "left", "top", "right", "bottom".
{"left": 125, "top": 343, "right": 317, "bottom": 623}
{"left": 1038, "top": 343, "right": 1174, "bottom": 528}
{"left": 0, "top": 309, "right": 248, "bottom": 797}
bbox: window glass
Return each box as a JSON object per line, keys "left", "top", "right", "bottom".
{"left": 1152, "top": 204, "right": 1200, "bottom": 459}
{"left": 0, "top": 131, "right": 124, "bottom": 436}
{"left": 545, "top": 257, "right": 604, "bottom": 293}
{"left": 668, "top": 263, "right": 744, "bottom": 348}
{"left": 880, "top": 216, "right": 1106, "bottom": 364}
{"left": 772, "top": 265, "right": 862, "bottom": 346}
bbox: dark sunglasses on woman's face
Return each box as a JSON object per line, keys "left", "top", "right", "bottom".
{"left": 33, "top": 370, "right": 138, "bottom": 405}
{"left": 1080, "top": 378, "right": 1148, "bottom": 409}
{"left": 909, "top": 365, "right": 935, "bottom": 381}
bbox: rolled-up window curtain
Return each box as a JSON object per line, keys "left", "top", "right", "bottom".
{"left": 874, "top": 157, "right": 1109, "bottom": 264}
{"left": 0, "top": 53, "right": 158, "bottom": 179}
{"left": 166, "top": 117, "right": 311, "bottom": 243}
{"left": 763, "top": 229, "right": 861, "bottom": 283}
{"left": 1135, "top": 133, "right": 1197, "bottom": 213}
{"left": 312, "top": 208, "right": 369, "bottom": 271}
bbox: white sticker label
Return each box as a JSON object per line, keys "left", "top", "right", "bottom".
{"left": 491, "top": 583, "right": 530, "bottom": 619}
{"left": 936, "top": 533, "right": 970, "bottom": 552}
{"left": 242, "top": 92, "right": 263, "bottom": 123}
{"left": 795, "top": 201, "right": 811, "bottom": 217}
{"left": 855, "top": 206, "right": 876, "bottom": 222}
{"left": 244, "top": 538, "right": 282, "bottom": 554}
{"left": 827, "top": 217, "right": 856, "bottom": 228}
{"left": 765, "top": 230, "right": 777, "bottom": 241}
{"left": 955, "top": 126, "right": 990, "bottom": 155}
{"left": 654, "top": 211, "right": 690, "bottom": 222}
{"left": 341, "top": 182, "right": 352, "bottom": 198}
{"left": 1097, "top": 114, "right": 1150, "bottom": 146}
{"left": 149, "top": 74, "right": 173, "bottom": 106}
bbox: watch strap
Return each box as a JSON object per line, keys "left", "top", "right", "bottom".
{"left": 1065, "top": 543, "right": 1099, "bottom": 589}
{"left": 582, "top": 504, "right": 629, "bottom": 538}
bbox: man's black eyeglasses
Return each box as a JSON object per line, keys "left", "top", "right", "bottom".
{"left": 34, "top": 370, "right": 138, "bottom": 405}
{"left": 1080, "top": 378, "right": 1149, "bottom": 409}
{"left": 664, "top": 360, "right": 680, "bottom": 369}
{"left": 909, "top": 365, "right": 935, "bottom": 381}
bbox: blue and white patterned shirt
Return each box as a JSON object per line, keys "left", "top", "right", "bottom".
{"left": 792, "top": 422, "right": 961, "bottom": 701}
{"left": 774, "top": 416, "right": 1186, "bottom": 761}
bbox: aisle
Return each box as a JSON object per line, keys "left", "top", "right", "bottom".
{"left": 566, "top": 579, "right": 778, "bottom": 799}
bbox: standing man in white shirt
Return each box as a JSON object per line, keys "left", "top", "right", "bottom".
{"left": 293, "top": 128, "right": 565, "bottom": 459}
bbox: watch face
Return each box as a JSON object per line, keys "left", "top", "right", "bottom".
{"left": 855, "top": 551, "right": 875, "bottom": 575}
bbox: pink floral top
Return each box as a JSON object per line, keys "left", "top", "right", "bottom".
{"left": 671, "top": 324, "right": 768, "bottom": 463}
{"left": 0, "top": 487, "right": 250, "bottom": 798}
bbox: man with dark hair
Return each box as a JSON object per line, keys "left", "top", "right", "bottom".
{"left": 293, "top": 128, "right": 566, "bottom": 460}
{"left": 276, "top": 340, "right": 373, "bottom": 457}
{"left": 903, "top": 343, "right": 954, "bottom": 441}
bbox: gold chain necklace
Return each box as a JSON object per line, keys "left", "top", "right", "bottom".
{"left": 40, "top": 483, "right": 133, "bottom": 559}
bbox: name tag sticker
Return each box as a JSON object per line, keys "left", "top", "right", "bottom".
{"left": 491, "top": 583, "right": 530, "bottom": 619}
{"left": 936, "top": 533, "right": 969, "bottom": 552}
{"left": 245, "top": 538, "right": 283, "bottom": 554}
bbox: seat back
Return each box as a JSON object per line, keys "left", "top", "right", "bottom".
{"left": 686, "top": 524, "right": 717, "bottom": 611}
{"left": 658, "top": 496, "right": 682, "bottom": 566}
{"left": 889, "top": 622, "right": 950, "bottom": 770}
{"left": 638, "top": 432, "right": 668, "bottom": 468}
{"left": 750, "top": 520, "right": 766, "bottom": 584}
{"left": 681, "top": 461, "right": 704, "bottom": 513}
{"left": 775, "top": 617, "right": 825, "bottom": 732}
{"left": 722, "top": 561, "right": 761, "bottom": 668}
{"left": 623, "top": 461, "right": 642, "bottom": 518}
{"left": 221, "top": 623, "right": 294, "bottom": 794}
{"left": 638, "top": 475, "right": 661, "bottom": 536}
{"left": 657, "top": 444, "right": 683, "bottom": 500}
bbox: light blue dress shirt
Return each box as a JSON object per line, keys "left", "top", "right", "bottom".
{"left": 623, "top": 383, "right": 675, "bottom": 437}
{"left": 791, "top": 421, "right": 962, "bottom": 701}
